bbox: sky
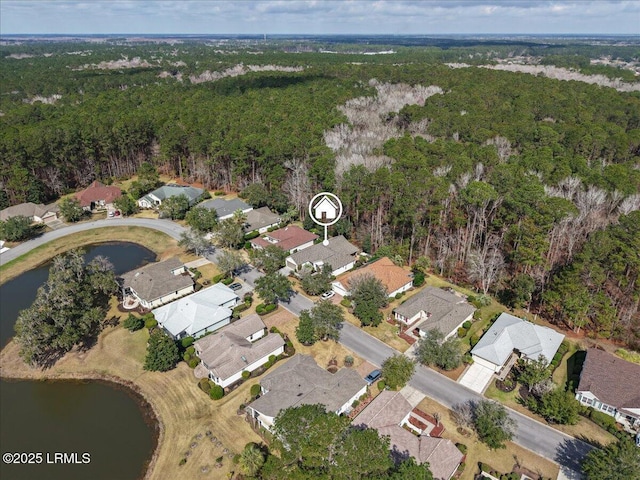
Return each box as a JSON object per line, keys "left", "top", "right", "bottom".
{"left": 1, "top": 0, "right": 638, "bottom": 36}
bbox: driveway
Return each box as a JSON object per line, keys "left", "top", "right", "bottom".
{"left": 458, "top": 362, "right": 495, "bottom": 393}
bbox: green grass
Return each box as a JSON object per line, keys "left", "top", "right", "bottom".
{"left": 553, "top": 341, "right": 580, "bottom": 386}
{"left": 614, "top": 348, "right": 640, "bottom": 365}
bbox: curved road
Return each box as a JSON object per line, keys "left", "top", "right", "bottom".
{"left": 0, "top": 217, "right": 592, "bottom": 476}
{"left": 0, "top": 218, "right": 187, "bottom": 266}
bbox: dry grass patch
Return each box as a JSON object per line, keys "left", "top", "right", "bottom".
{"left": 343, "top": 309, "right": 409, "bottom": 353}
{"left": 0, "top": 324, "right": 261, "bottom": 480}
{"left": 262, "top": 309, "right": 366, "bottom": 370}
{"left": 415, "top": 396, "right": 560, "bottom": 480}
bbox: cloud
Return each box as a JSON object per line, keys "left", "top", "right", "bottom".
{"left": 1, "top": 0, "right": 638, "bottom": 34}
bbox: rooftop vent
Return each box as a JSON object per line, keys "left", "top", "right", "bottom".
{"left": 241, "top": 355, "right": 248, "bottom": 363}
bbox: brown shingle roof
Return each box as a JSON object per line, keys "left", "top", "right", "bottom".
{"left": 120, "top": 256, "right": 194, "bottom": 303}
{"left": 337, "top": 257, "right": 413, "bottom": 295}
{"left": 75, "top": 180, "right": 122, "bottom": 207}
{"left": 577, "top": 348, "right": 640, "bottom": 411}
{"left": 251, "top": 225, "right": 318, "bottom": 252}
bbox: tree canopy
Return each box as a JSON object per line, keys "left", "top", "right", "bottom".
{"left": 348, "top": 273, "right": 389, "bottom": 327}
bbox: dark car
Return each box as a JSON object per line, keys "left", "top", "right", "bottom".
{"left": 364, "top": 369, "right": 381, "bottom": 385}
{"left": 229, "top": 282, "right": 242, "bottom": 291}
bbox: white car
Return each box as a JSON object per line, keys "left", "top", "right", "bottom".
{"left": 320, "top": 291, "right": 335, "bottom": 300}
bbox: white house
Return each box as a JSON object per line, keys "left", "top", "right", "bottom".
{"left": 152, "top": 282, "right": 239, "bottom": 340}
{"left": 313, "top": 195, "right": 338, "bottom": 222}
{"left": 286, "top": 235, "right": 359, "bottom": 277}
{"left": 470, "top": 313, "right": 565, "bottom": 373}
{"left": 194, "top": 314, "right": 285, "bottom": 388}
{"left": 247, "top": 354, "right": 367, "bottom": 432}
{"left": 575, "top": 348, "right": 640, "bottom": 431}
{"left": 244, "top": 206, "right": 281, "bottom": 234}
{"left": 393, "top": 287, "right": 475, "bottom": 339}
{"left": 138, "top": 184, "right": 204, "bottom": 209}
{"left": 120, "top": 257, "right": 195, "bottom": 310}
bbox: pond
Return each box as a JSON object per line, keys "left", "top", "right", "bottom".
{"left": 0, "top": 242, "right": 158, "bottom": 480}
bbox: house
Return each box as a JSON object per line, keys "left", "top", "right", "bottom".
{"left": 353, "top": 390, "right": 464, "bottom": 480}
{"left": 312, "top": 195, "right": 339, "bottom": 222}
{"left": 286, "top": 235, "right": 359, "bottom": 277}
{"left": 138, "top": 184, "right": 204, "bottom": 209}
{"left": 120, "top": 256, "right": 195, "bottom": 309}
{"left": 575, "top": 348, "right": 640, "bottom": 431}
{"left": 247, "top": 354, "right": 367, "bottom": 432}
{"left": 194, "top": 313, "right": 285, "bottom": 388}
{"left": 75, "top": 180, "right": 122, "bottom": 211}
{"left": 244, "top": 207, "right": 281, "bottom": 234}
{"left": 332, "top": 257, "right": 413, "bottom": 298}
{"left": 0, "top": 202, "right": 60, "bottom": 224}
{"left": 393, "top": 287, "right": 475, "bottom": 339}
{"left": 152, "top": 282, "right": 239, "bottom": 340}
{"left": 199, "top": 197, "right": 254, "bottom": 221}
{"left": 250, "top": 225, "right": 318, "bottom": 254}
{"left": 470, "top": 313, "right": 565, "bottom": 374}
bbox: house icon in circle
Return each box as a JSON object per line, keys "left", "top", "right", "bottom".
{"left": 313, "top": 195, "right": 338, "bottom": 222}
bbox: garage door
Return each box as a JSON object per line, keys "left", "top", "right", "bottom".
{"left": 458, "top": 362, "right": 495, "bottom": 393}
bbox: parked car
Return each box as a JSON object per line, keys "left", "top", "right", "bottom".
{"left": 229, "top": 282, "right": 242, "bottom": 291}
{"left": 114, "top": 210, "right": 121, "bottom": 216}
{"left": 108, "top": 211, "right": 114, "bottom": 217}
{"left": 364, "top": 369, "right": 381, "bottom": 385}
{"left": 321, "top": 291, "right": 335, "bottom": 300}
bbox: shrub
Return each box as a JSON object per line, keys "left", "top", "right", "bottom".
{"left": 243, "top": 231, "right": 260, "bottom": 240}
{"left": 179, "top": 458, "right": 187, "bottom": 466}
{"left": 473, "top": 310, "right": 482, "bottom": 320}
{"left": 268, "top": 355, "right": 276, "bottom": 363}
{"left": 256, "top": 303, "right": 266, "bottom": 315}
{"left": 412, "top": 271, "right": 425, "bottom": 287}
{"left": 210, "top": 385, "right": 224, "bottom": 400}
{"left": 186, "top": 346, "right": 195, "bottom": 355}
{"left": 455, "top": 442, "right": 467, "bottom": 454}
{"left": 352, "top": 400, "right": 360, "bottom": 408}
{"left": 199, "top": 378, "right": 212, "bottom": 394}
{"left": 462, "top": 353, "right": 474, "bottom": 365}
{"left": 181, "top": 336, "right": 195, "bottom": 349}
{"left": 189, "top": 268, "right": 202, "bottom": 280}
{"left": 221, "top": 277, "right": 233, "bottom": 285}
{"left": 123, "top": 314, "right": 144, "bottom": 332}
{"left": 188, "top": 358, "right": 200, "bottom": 369}
{"left": 344, "top": 355, "right": 354, "bottom": 367}
{"left": 269, "top": 326, "right": 280, "bottom": 334}
{"left": 233, "top": 303, "right": 249, "bottom": 314}
{"left": 457, "top": 327, "right": 468, "bottom": 338}
{"left": 242, "top": 370, "right": 251, "bottom": 380}
{"left": 144, "top": 317, "right": 158, "bottom": 329}
{"left": 250, "top": 384, "right": 261, "bottom": 397}
{"left": 377, "top": 380, "right": 386, "bottom": 391}
{"left": 395, "top": 292, "right": 405, "bottom": 299}
{"left": 462, "top": 321, "right": 472, "bottom": 330}
{"left": 340, "top": 298, "right": 351, "bottom": 308}
{"left": 265, "top": 303, "right": 277, "bottom": 313}
{"left": 589, "top": 409, "right": 618, "bottom": 430}
{"left": 470, "top": 334, "right": 480, "bottom": 347}
{"left": 212, "top": 273, "right": 226, "bottom": 283}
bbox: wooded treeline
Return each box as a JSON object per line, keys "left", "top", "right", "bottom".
{"left": 1, "top": 41, "right": 639, "bottom": 348}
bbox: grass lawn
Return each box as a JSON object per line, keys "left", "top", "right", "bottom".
{"left": 415, "top": 396, "right": 560, "bottom": 480}
{"left": 342, "top": 309, "right": 410, "bottom": 353}
{"left": 0, "top": 324, "right": 261, "bottom": 480}
{"left": 0, "top": 227, "right": 177, "bottom": 285}
{"left": 484, "top": 379, "right": 616, "bottom": 447}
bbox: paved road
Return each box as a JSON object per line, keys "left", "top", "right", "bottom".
{"left": 1, "top": 216, "right": 592, "bottom": 474}
{"left": 0, "top": 218, "right": 187, "bottom": 266}
{"left": 339, "top": 322, "right": 592, "bottom": 474}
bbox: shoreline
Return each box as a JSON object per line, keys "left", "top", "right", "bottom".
{"left": 0, "top": 355, "right": 163, "bottom": 480}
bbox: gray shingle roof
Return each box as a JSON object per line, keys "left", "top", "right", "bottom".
{"left": 395, "top": 287, "right": 475, "bottom": 336}
{"left": 199, "top": 198, "right": 252, "bottom": 218}
{"left": 249, "top": 354, "right": 367, "bottom": 417}
{"left": 244, "top": 207, "right": 280, "bottom": 232}
{"left": 149, "top": 185, "right": 204, "bottom": 204}
{"left": 471, "top": 313, "right": 565, "bottom": 367}
{"left": 577, "top": 348, "right": 640, "bottom": 412}
{"left": 194, "top": 314, "right": 284, "bottom": 381}
{"left": 0, "top": 202, "right": 59, "bottom": 221}
{"left": 120, "top": 257, "right": 194, "bottom": 303}
{"left": 288, "top": 235, "right": 358, "bottom": 271}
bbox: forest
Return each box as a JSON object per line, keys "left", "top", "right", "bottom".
{"left": 1, "top": 36, "right": 639, "bottom": 349}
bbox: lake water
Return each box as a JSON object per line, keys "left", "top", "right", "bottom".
{"left": 0, "top": 242, "right": 158, "bottom": 480}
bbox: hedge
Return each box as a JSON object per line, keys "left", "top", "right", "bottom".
{"left": 243, "top": 231, "right": 260, "bottom": 240}
{"left": 181, "top": 336, "right": 194, "bottom": 349}
{"left": 212, "top": 273, "right": 226, "bottom": 283}
{"left": 221, "top": 277, "right": 234, "bottom": 285}
{"left": 233, "top": 303, "right": 249, "bottom": 314}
